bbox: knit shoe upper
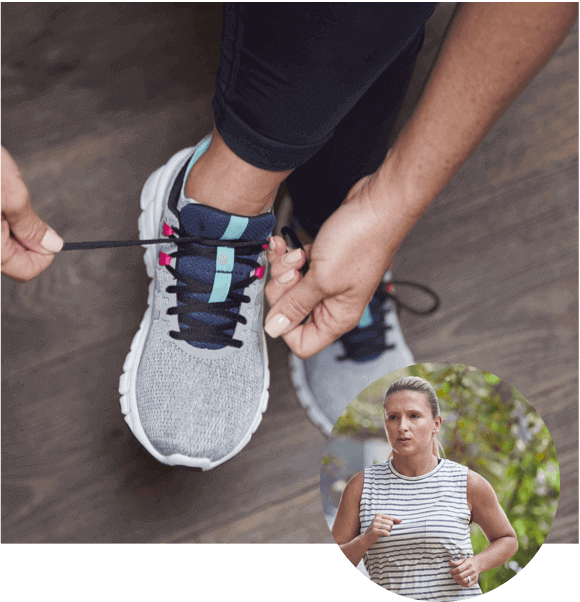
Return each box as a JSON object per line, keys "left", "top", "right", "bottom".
{"left": 132, "top": 137, "right": 275, "bottom": 466}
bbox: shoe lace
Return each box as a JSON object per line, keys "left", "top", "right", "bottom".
{"left": 61, "top": 226, "right": 269, "bottom": 349}
{"left": 336, "top": 281, "right": 440, "bottom": 362}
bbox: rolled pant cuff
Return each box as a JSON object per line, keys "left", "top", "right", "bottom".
{"left": 213, "top": 94, "right": 332, "bottom": 172}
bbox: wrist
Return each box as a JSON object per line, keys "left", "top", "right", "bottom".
{"left": 338, "top": 533, "right": 373, "bottom": 568}
{"left": 471, "top": 534, "right": 519, "bottom": 575}
{"left": 375, "top": 147, "right": 429, "bottom": 218}
{"left": 357, "top": 532, "right": 375, "bottom": 550}
{"left": 471, "top": 553, "right": 485, "bottom": 575}
{"left": 359, "top": 164, "right": 424, "bottom": 251}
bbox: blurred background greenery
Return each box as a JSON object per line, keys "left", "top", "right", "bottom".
{"left": 322, "top": 363, "right": 559, "bottom": 595}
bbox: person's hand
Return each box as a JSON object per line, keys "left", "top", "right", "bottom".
{"left": 1, "top": 146, "right": 63, "bottom": 282}
{"left": 265, "top": 172, "right": 417, "bottom": 359}
{"left": 361, "top": 513, "right": 402, "bottom": 547}
{"left": 449, "top": 557, "right": 481, "bottom": 588}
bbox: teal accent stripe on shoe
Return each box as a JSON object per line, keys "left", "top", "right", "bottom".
{"left": 221, "top": 216, "right": 248, "bottom": 240}
{"left": 209, "top": 272, "right": 232, "bottom": 303}
{"left": 215, "top": 246, "right": 234, "bottom": 273}
{"left": 358, "top": 305, "right": 373, "bottom": 328}
{"left": 209, "top": 247, "right": 235, "bottom": 302}
{"left": 183, "top": 137, "right": 212, "bottom": 190}
{"left": 208, "top": 216, "right": 247, "bottom": 302}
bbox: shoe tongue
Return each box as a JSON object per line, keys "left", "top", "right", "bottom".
{"left": 176, "top": 204, "right": 275, "bottom": 350}
{"left": 179, "top": 203, "right": 275, "bottom": 241}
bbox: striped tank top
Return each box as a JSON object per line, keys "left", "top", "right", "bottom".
{"left": 359, "top": 458, "right": 483, "bottom": 601}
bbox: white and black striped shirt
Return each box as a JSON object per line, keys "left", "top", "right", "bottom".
{"left": 359, "top": 458, "right": 483, "bottom": 601}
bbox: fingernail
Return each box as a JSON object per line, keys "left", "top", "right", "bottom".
{"left": 269, "top": 238, "right": 276, "bottom": 251}
{"left": 278, "top": 269, "right": 295, "bottom": 284}
{"left": 282, "top": 248, "right": 301, "bottom": 265}
{"left": 264, "top": 314, "right": 291, "bottom": 338}
{"left": 41, "top": 227, "right": 64, "bottom": 253}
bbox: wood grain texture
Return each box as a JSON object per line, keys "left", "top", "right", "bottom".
{"left": 1, "top": 3, "right": 577, "bottom": 546}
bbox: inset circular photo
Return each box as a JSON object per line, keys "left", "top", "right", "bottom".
{"left": 320, "top": 363, "right": 559, "bottom": 600}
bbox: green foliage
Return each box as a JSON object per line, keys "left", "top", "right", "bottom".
{"left": 332, "top": 363, "right": 559, "bottom": 594}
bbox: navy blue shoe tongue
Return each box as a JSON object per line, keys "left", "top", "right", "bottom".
{"left": 179, "top": 203, "right": 275, "bottom": 240}
{"left": 176, "top": 203, "right": 275, "bottom": 350}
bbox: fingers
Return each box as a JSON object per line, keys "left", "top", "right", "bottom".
{"left": 5, "top": 199, "right": 63, "bottom": 256}
{"left": 264, "top": 270, "right": 324, "bottom": 340}
{"left": 265, "top": 234, "right": 310, "bottom": 323}
{"left": 1, "top": 213, "right": 57, "bottom": 283}
{"left": 1, "top": 208, "right": 62, "bottom": 281}
{"left": 264, "top": 234, "right": 324, "bottom": 349}
{"left": 449, "top": 559, "right": 477, "bottom": 587}
{"left": 454, "top": 573, "right": 476, "bottom": 588}
{"left": 267, "top": 235, "right": 307, "bottom": 281}
{"left": 375, "top": 513, "right": 402, "bottom": 523}
{"left": 1, "top": 146, "right": 63, "bottom": 281}
{"left": 266, "top": 235, "right": 287, "bottom": 264}
{"left": 372, "top": 513, "right": 402, "bottom": 535}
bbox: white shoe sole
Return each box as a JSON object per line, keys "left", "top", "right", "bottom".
{"left": 288, "top": 352, "right": 334, "bottom": 437}
{"left": 118, "top": 146, "right": 270, "bottom": 470}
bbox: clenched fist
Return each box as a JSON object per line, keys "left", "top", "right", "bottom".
{"left": 1, "top": 146, "right": 63, "bottom": 282}
{"left": 362, "top": 513, "right": 402, "bottom": 547}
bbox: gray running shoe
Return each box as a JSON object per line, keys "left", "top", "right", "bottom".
{"left": 119, "top": 135, "right": 275, "bottom": 469}
{"left": 289, "top": 268, "right": 440, "bottom": 436}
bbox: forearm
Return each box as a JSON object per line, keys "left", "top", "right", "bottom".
{"left": 474, "top": 535, "right": 519, "bottom": 573}
{"left": 339, "top": 534, "right": 373, "bottom": 567}
{"left": 376, "top": 2, "right": 577, "bottom": 215}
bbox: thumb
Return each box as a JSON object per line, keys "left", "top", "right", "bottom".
{"left": 7, "top": 203, "right": 63, "bottom": 255}
{"left": 264, "top": 271, "right": 324, "bottom": 339}
{"left": 392, "top": 518, "right": 403, "bottom": 524}
{"left": 449, "top": 559, "right": 463, "bottom": 566}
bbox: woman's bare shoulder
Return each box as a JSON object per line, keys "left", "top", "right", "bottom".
{"left": 343, "top": 469, "right": 365, "bottom": 501}
{"left": 351, "top": 469, "right": 365, "bottom": 484}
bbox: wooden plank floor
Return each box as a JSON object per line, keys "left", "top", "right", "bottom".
{"left": 2, "top": 3, "right": 577, "bottom": 544}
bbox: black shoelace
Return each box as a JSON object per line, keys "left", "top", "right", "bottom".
{"left": 280, "top": 226, "right": 440, "bottom": 361}
{"left": 62, "top": 228, "right": 269, "bottom": 349}
{"left": 62, "top": 225, "right": 440, "bottom": 353}
{"left": 337, "top": 281, "right": 440, "bottom": 361}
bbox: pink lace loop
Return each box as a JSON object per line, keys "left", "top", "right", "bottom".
{"left": 255, "top": 266, "right": 265, "bottom": 279}
{"left": 163, "top": 223, "right": 174, "bottom": 236}
{"left": 159, "top": 251, "right": 171, "bottom": 266}
{"left": 386, "top": 283, "right": 394, "bottom": 293}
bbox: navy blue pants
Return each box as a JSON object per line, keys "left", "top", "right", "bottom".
{"left": 212, "top": 3, "right": 438, "bottom": 237}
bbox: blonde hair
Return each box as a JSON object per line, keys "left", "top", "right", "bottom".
{"left": 383, "top": 376, "right": 444, "bottom": 460}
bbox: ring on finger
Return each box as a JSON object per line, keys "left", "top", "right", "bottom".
{"left": 467, "top": 576, "right": 471, "bottom": 584}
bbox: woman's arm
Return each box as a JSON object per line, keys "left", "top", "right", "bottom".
{"left": 264, "top": 2, "right": 578, "bottom": 359}
{"left": 378, "top": 2, "right": 579, "bottom": 211}
{"left": 332, "top": 471, "right": 369, "bottom": 566}
{"left": 467, "top": 469, "right": 519, "bottom": 573}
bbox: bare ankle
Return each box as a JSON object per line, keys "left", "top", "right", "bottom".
{"left": 184, "top": 128, "right": 292, "bottom": 216}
